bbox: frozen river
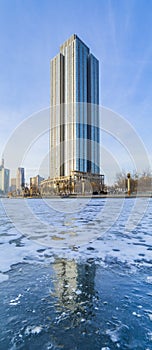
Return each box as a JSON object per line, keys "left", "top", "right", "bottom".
{"left": 0, "top": 197, "right": 152, "bottom": 349}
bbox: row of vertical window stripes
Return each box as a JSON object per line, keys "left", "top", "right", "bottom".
{"left": 75, "top": 123, "right": 100, "bottom": 142}
{"left": 75, "top": 159, "right": 100, "bottom": 173}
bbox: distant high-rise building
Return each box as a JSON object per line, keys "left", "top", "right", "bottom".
{"left": 10, "top": 178, "right": 16, "bottom": 192}
{"left": 1, "top": 158, "right": 4, "bottom": 168}
{"left": 50, "top": 34, "right": 100, "bottom": 179}
{"left": 16, "top": 167, "right": 25, "bottom": 193}
{"left": 30, "top": 175, "right": 44, "bottom": 196}
{"left": 0, "top": 159, "right": 10, "bottom": 194}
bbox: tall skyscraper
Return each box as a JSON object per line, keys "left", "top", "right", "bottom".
{"left": 50, "top": 34, "right": 100, "bottom": 179}
{"left": 16, "top": 167, "right": 25, "bottom": 193}
{"left": 0, "top": 158, "right": 10, "bottom": 194}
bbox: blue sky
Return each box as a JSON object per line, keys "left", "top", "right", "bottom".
{"left": 0, "top": 0, "right": 152, "bottom": 183}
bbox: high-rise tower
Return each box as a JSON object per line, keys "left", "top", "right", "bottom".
{"left": 16, "top": 167, "right": 25, "bottom": 193}
{"left": 50, "top": 34, "right": 100, "bottom": 179}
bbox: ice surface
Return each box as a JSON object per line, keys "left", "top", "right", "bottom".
{"left": 0, "top": 198, "right": 151, "bottom": 282}
{"left": 0, "top": 272, "right": 9, "bottom": 282}
{"left": 24, "top": 325, "right": 43, "bottom": 335}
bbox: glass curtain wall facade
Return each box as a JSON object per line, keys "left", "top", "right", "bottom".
{"left": 88, "top": 54, "right": 100, "bottom": 174}
{"left": 16, "top": 167, "right": 25, "bottom": 192}
{"left": 50, "top": 34, "right": 100, "bottom": 178}
{"left": 50, "top": 53, "right": 64, "bottom": 178}
{"left": 0, "top": 167, "right": 10, "bottom": 194}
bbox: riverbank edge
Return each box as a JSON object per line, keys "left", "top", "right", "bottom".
{"left": 2, "top": 193, "right": 152, "bottom": 199}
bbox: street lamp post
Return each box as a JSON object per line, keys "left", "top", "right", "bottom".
{"left": 127, "top": 173, "right": 131, "bottom": 196}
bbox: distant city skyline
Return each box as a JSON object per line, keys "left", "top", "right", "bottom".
{"left": 0, "top": 0, "right": 152, "bottom": 184}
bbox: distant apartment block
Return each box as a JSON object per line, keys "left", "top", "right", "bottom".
{"left": 10, "top": 178, "right": 16, "bottom": 192}
{"left": 30, "top": 175, "right": 44, "bottom": 196}
{"left": 16, "top": 167, "right": 25, "bottom": 193}
{"left": 0, "top": 159, "right": 10, "bottom": 194}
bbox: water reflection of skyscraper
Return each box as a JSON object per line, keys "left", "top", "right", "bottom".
{"left": 52, "top": 258, "right": 97, "bottom": 314}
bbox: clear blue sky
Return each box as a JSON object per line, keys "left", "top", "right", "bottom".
{"left": 0, "top": 0, "right": 152, "bottom": 183}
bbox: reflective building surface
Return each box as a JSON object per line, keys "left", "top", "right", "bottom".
{"left": 0, "top": 158, "right": 10, "bottom": 194}
{"left": 50, "top": 34, "right": 100, "bottom": 178}
{"left": 16, "top": 167, "right": 25, "bottom": 194}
